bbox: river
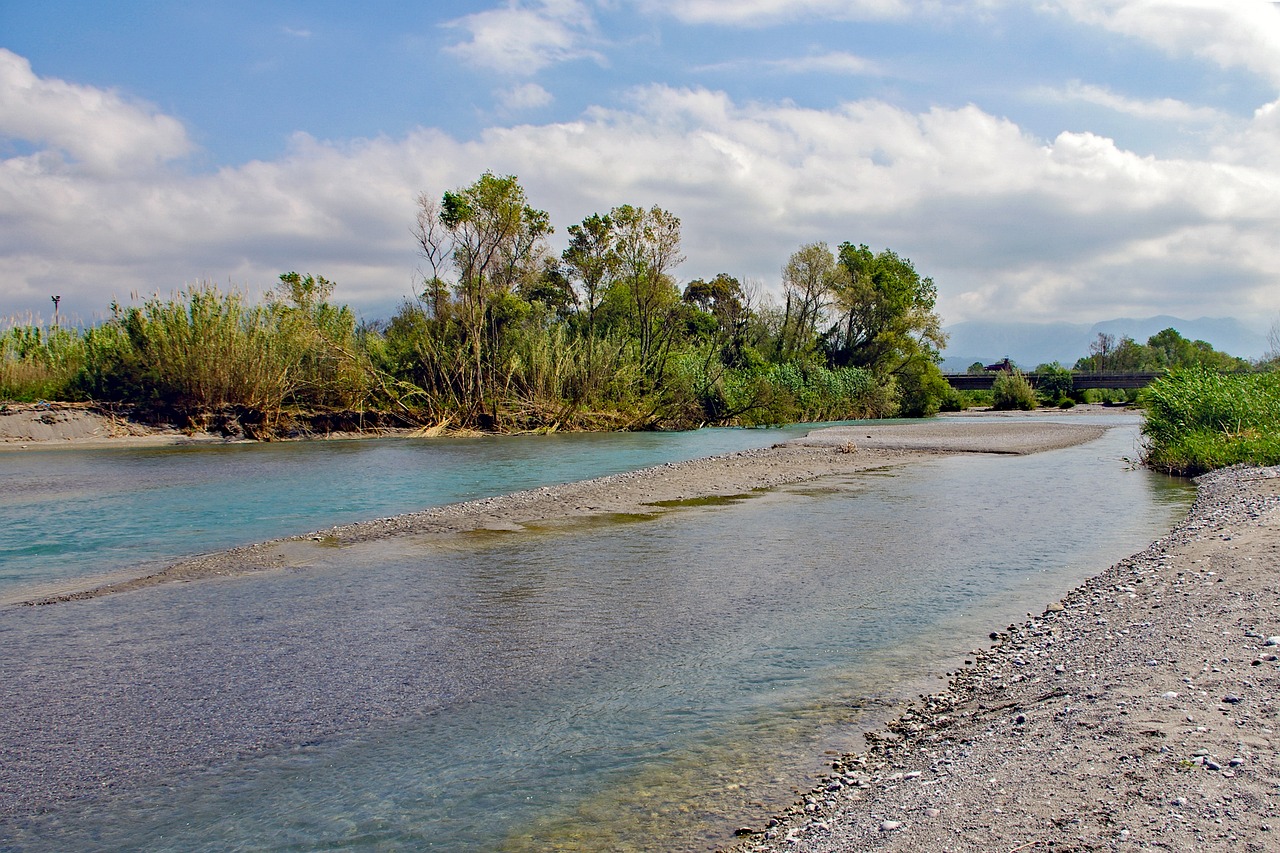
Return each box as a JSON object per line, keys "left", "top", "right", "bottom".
{"left": 0, "top": 416, "right": 1192, "bottom": 851}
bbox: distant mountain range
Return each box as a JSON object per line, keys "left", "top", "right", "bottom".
{"left": 940, "top": 315, "right": 1270, "bottom": 372}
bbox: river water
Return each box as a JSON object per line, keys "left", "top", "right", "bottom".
{"left": 0, "top": 423, "right": 824, "bottom": 598}
{"left": 0, "top": 417, "right": 1192, "bottom": 851}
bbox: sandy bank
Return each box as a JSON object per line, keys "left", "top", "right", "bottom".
{"left": 15, "top": 419, "right": 1106, "bottom": 606}
{"left": 731, "top": 464, "right": 1280, "bottom": 852}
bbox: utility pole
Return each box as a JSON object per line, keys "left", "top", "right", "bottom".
{"left": 51, "top": 295, "right": 61, "bottom": 328}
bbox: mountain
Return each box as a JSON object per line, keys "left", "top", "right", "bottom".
{"left": 940, "top": 316, "right": 1269, "bottom": 372}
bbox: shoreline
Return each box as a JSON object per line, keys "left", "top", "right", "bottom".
{"left": 730, "top": 463, "right": 1280, "bottom": 852}
{"left": 14, "top": 418, "right": 1106, "bottom": 606}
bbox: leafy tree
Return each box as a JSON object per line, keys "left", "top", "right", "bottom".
{"left": 609, "top": 204, "right": 685, "bottom": 381}
{"left": 561, "top": 212, "right": 616, "bottom": 353}
{"left": 1032, "top": 362, "right": 1073, "bottom": 402}
{"left": 777, "top": 242, "right": 845, "bottom": 360}
{"left": 414, "top": 172, "right": 552, "bottom": 420}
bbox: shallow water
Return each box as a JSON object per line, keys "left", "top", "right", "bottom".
{"left": 0, "top": 424, "right": 824, "bottom": 595}
{"left": 0, "top": 419, "right": 1192, "bottom": 851}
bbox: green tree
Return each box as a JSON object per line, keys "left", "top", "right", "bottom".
{"left": 777, "top": 242, "right": 846, "bottom": 360}
{"left": 609, "top": 204, "right": 684, "bottom": 381}
{"left": 414, "top": 172, "right": 552, "bottom": 420}
{"left": 561, "top": 212, "right": 616, "bottom": 355}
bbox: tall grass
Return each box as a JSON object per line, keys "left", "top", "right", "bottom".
{"left": 0, "top": 325, "right": 89, "bottom": 401}
{"left": 1141, "top": 367, "right": 1280, "bottom": 475}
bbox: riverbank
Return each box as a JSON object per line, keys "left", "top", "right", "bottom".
{"left": 731, "top": 463, "right": 1280, "bottom": 852}
{"left": 15, "top": 418, "right": 1106, "bottom": 606}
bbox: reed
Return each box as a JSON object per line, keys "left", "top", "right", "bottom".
{"left": 1141, "top": 367, "right": 1280, "bottom": 475}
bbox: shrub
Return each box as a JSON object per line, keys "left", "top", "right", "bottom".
{"left": 991, "top": 369, "right": 1037, "bottom": 411}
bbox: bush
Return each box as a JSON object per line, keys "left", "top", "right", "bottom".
{"left": 991, "top": 369, "right": 1037, "bottom": 411}
{"left": 1141, "top": 368, "right": 1280, "bottom": 475}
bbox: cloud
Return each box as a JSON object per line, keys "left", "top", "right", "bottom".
{"left": 3, "top": 50, "right": 1280, "bottom": 329}
{"left": 0, "top": 49, "right": 192, "bottom": 176}
{"left": 638, "top": 0, "right": 917, "bottom": 26}
{"left": 496, "top": 82, "right": 555, "bottom": 111}
{"left": 442, "top": 0, "right": 603, "bottom": 75}
{"left": 1047, "top": 0, "right": 1280, "bottom": 87}
{"left": 1034, "top": 80, "right": 1227, "bottom": 123}
{"left": 699, "top": 51, "right": 881, "bottom": 76}
{"left": 282, "top": 27, "right": 313, "bottom": 39}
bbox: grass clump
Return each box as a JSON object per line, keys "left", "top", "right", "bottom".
{"left": 1141, "top": 367, "right": 1280, "bottom": 476}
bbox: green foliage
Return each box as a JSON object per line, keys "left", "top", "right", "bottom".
{"left": 1075, "top": 328, "right": 1249, "bottom": 373}
{"left": 1141, "top": 368, "right": 1280, "bottom": 475}
{"left": 991, "top": 369, "right": 1037, "bottom": 411}
{"left": 7, "top": 173, "right": 959, "bottom": 435}
{"left": 1032, "top": 362, "right": 1073, "bottom": 403}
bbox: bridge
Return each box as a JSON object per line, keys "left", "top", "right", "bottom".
{"left": 942, "top": 372, "right": 1162, "bottom": 391}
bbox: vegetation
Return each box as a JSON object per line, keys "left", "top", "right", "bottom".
{"left": 991, "top": 369, "right": 1037, "bottom": 411}
{"left": 1075, "top": 329, "right": 1249, "bottom": 373}
{"left": 1141, "top": 368, "right": 1280, "bottom": 476}
{"left": 1, "top": 172, "right": 950, "bottom": 435}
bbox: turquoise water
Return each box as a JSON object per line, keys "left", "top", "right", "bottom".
{"left": 0, "top": 419, "right": 1193, "bottom": 851}
{"left": 0, "top": 424, "right": 824, "bottom": 594}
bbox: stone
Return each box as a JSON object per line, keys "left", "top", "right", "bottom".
{"left": 879, "top": 820, "right": 902, "bottom": 832}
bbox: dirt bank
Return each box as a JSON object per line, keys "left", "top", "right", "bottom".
{"left": 732, "top": 464, "right": 1280, "bottom": 852}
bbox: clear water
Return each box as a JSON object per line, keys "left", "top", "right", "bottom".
{"left": 0, "top": 420, "right": 1193, "bottom": 851}
{"left": 0, "top": 424, "right": 824, "bottom": 595}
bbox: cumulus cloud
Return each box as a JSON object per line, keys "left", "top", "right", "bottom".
{"left": 0, "top": 48, "right": 192, "bottom": 176}
{"left": 442, "top": 0, "right": 603, "bottom": 75}
{"left": 1047, "top": 0, "right": 1280, "bottom": 87}
{"left": 3, "top": 48, "right": 1280, "bottom": 328}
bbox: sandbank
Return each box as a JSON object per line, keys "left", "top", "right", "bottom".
{"left": 14, "top": 418, "right": 1106, "bottom": 605}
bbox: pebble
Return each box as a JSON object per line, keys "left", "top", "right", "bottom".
{"left": 1264, "top": 636, "right": 1280, "bottom": 646}
{"left": 879, "top": 820, "right": 902, "bottom": 832}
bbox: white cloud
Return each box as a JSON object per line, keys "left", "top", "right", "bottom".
{"left": 442, "top": 0, "right": 603, "bottom": 75}
{"left": 0, "top": 49, "right": 192, "bottom": 176}
{"left": 638, "top": 0, "right": 916, "bottom": 26}
{"left": 1047, "top": 0, "right": 1280, "bottom": 87}
{"left": 3, "top": 50, "right": 1280, "bottom": 328}
{"left": 496, "top": 82, "right": 555, "bottom": 111}
{"left": 699, "top": 51, "right": 881, "bottom": 76}
{"left": 1035, "top": 80, "right": 1226, "bottom": 123}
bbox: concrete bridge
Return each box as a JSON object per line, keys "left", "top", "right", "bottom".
{"left": 942, "top": 372, "right": 1162, "bottom": 391}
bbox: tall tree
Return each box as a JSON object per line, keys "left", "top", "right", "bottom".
{"left": 414, "top": 173, "right": 551, "bottom": 419}
{"left": 826, "top": 243, "right": 945, "bottom": 373}
{"left": 778, "top": 242, "right": 847, "bottom": 360}
{"left": 561, "top": 212, "right": 616, "bottom": 358}
{"left": 609, "top": 204, "right": 685, "bottom": 379}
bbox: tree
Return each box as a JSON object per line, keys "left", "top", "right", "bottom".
{"left": 561, "top": 212, "right": 616, "bottom": 357}
{"left": 777, "top": 242, "right": 845, "bottom": 360}
{"left": 609, "top": 204, "right": 685, "bottom": 380}
{"left": 414, "top": 173, "right": 551, "bottom": 419}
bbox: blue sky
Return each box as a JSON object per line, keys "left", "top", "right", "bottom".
{"left": 3, "top": 1, "right": 1279, "bottom": 337}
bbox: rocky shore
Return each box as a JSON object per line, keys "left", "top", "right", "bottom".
{"left": 731, "top": 464, "right": 1280, "bottom": 852}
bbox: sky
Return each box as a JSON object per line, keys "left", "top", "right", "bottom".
{"left": 2, "top": 0, "right": 1279, "bottom": 334}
